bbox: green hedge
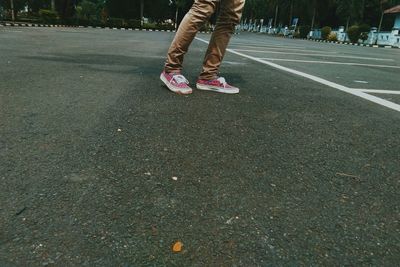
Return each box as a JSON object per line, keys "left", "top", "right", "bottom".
{"left": 107, "top": 18, "right": 124, "bottom": 28}
{"left": 39, "top": 9, "right": 58, "bottom": 24}
{"left": 298, "top": 25, "right": 310, "bottom": 38}
{"left": 347, "top": 25, "right": 360, "bottom": 43}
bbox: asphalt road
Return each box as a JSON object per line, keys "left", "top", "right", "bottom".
{"left": 0, "top": 26, "right": 399, "bottom": 266}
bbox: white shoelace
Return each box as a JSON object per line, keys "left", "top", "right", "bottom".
{"left": 217, "top": 77, "right": 227, "bottom": 88}
{"left": 171, "top": 74, "right": 189, "bottom": 85}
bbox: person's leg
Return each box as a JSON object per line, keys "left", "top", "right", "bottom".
{"left": 199, "top": 0, "right": 245, "bottom": 80}
{"left": 164, "top": 0, "right": 218, "bottom": 74}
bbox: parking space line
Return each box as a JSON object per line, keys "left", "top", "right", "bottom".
{"left": 233, "top": 48, "right": 340, "bottom": 54}
{"left": 195, "top": 37, "right": 400, "bottom": 113}
{"left": 352, "top": 89, "right": 400, "bottom": 94}
{"left": 229, "top": 42, "right": 305, "bottom": 49}
{"left": 236, "top": 50, "right": 393, "bottom": 61}
{"left": 0, "top": 29, "right": 23, "bottom": 33}
{"left": 257, "top": 58, "right": 400, "bottom": 69}
{"left": 229, "top": 45, "right": 338, "bottom": 54}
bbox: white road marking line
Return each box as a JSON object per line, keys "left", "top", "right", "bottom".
{"left": 224, "top": 61, "right": 247, "bottom": 65}
{"left": 195, "top": 37, "right": 400, "bottom": 113}
{"left": 352, "top": 89, "right": 400, "bottom": 95}
{"left": 229, "top": 42, "right": 305, "bottom": 49}
{"left": 229, "top": 43, "right": 306, "bottom": 49}
{"left": 257, "top": 58, "right": 400, "bottom": 69}
{"left": 354, "top": 80, "right": 369, "bottom": 84}
{"left": 1, "top": 30, "right": 23, "bottom": 33}
{"left": 230, "top": 46, "right": 338, "bottom": 54}
{"left": 236, "top": 49, "right": 393, "bottom": 61}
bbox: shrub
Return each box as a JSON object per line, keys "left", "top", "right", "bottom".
{"left": 88, "top": 19, "right": 105, "bottom": 27}
{"left": 347, "top": 25, "right": 360, "bottom": 43}
{"left": 60, "top": 17, "right": 76, "bottom": 26}
{"left": 358, "top": 24, "right": 371, "bottom": 42}
{"left": 358, "top": 24, "right": 371, "bottom": 34}
{"left": 107, "top": 18, "right": 124, "bottom": 28}
{"left": 39, "top": 9, "right": 58, "bottom": 24}
{"left": 327, "top": 32, "right": 338, "bottom": 42}
{"left": 157, "top": 23, "right": 175, "bottom": 31}
{"left": 298, "top": 25, "right": 311, "bottom": 39}
{"left": 321, "top": 26, "right": 332, "bottom": 40}
{"left": 142, "top": 22, "right": 157, "bottom": 30}
{"left": 77, "top": 18, "right": 90, "bottom": 27}
{"left": 126, "top": 19, "right": 141, "bottom": 29}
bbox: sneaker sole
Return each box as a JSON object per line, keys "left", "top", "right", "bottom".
{"left": 160, "top": 74, "right": 193, "bottom": 95}
{"left": 196, "top": 83, "right": 239, "bottom": 94}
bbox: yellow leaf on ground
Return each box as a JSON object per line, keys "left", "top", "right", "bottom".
{"left": 172, "top": 241, "right": 183, "bottom": 252}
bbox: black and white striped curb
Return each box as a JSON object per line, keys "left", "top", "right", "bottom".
{"left": 259, "top": 33, "right": 398, "bottom": 49}
{"left": 308, "top": 38, "right": 398, "bottom": 49}
{"left": 0, "top": 21, "right": 215, "bottom": 34}
{"left": 1, "top": 22, "right": 72, "bottom": 28}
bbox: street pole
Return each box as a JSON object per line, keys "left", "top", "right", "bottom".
{"left": 51, "top": 0, "right": 56, "bottom": 12}
{"left": 10, "top": 0, "right": 15, "bottom": 21}
{"left": 273, "top": 5, "right": 279, "bottom": 28}
{"left": 140, "top": 0, "right": 144, "bottom": 27}
{"left": 289, "top": 0, "right": 293, "bottom": 27}
{"left": 175, "top": 7, "right": 179, "bottom": 31}
{"left": 311, "top": 2, "right": 316, "bottom": 30}
{"left": 378, "top": 11, "right": 384, "bottom": 33}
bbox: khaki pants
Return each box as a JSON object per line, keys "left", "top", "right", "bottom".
{"left": 164, "top": 0, "right": 245, "bottom": 80}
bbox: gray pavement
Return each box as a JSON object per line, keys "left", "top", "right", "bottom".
{"left": 0, "top": 27, "right": 399, "bottom": 266}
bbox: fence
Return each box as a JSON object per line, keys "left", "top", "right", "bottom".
{"left": 238, "top": 21, "right": 400, "bottom": 47}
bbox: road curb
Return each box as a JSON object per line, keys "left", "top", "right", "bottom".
{"left": 252, "top": 32, "right": 398, "bottom": 49}
{"left": 305, "top": 37, "right": 399, "bottom": 49}
{"left": 0, "top": 21, "right": 217, "bottom": 34}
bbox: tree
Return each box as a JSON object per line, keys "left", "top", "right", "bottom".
{"left": 2, "top": 0, "right": 27, "bottom": 20}
{"left": 336, "top": 0, "right": 366, "bottom": 29}
{"left": 140, "top": 0, "right": 143, "bottom": 25}
{"left": 76, "top": 0, "right": 97, "bottom": 19}
{"left": 10, "top": 0, "right": 15, "bottom": 21}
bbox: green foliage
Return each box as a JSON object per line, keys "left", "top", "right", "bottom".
{"left": 39, "top": 9, "right": 58, "bottom": 24}
{"left": 358, "top": 23, "right": 370, "bottom": 33}
{"left": 155, "top": 23, "right": 175, "bottom": 31}
{"left": 358, "top": 24, "right": 370, "bottom": 41}
{"left": 321, "top": 26, "right": 331, "bottom": 40}
{"left": 347, "top": 25, "right": 360, "bottom": 43}
{"left": 107, "top": 17, "right": 124, "bottom": 28}
{"left": 126, "top": 19, "right": 141, "bottom": 28}
{"left": 299, "top": 25, "right": 311, "bottom": 38}
{"left": 76, "top": 0, "right": 97, "bottom": 19}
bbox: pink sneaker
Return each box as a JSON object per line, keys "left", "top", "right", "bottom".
{"left": 160, "top": 71, "right": 192, "bottom": 95}
{"left": 196, "top": 77, "right": 239, "bottom": 94}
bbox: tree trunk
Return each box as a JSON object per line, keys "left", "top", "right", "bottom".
{"left": 140, "top": 0, "right": 144, "bottom": 27}
{"left": 10, "top": 0, "right": 15, "bottom": 21}
{"left": 175, "top": 7, "right": 179, "bottom": 30}
{"left": 274, "top": 5, "right": 279, "bottom": 28}
{"left": 51, "top": 0, "right": 56, "bottom": 12}
{"left": 289, "top": 0, "right": 293, "bottom": 26}
{"left": 346, "top": 16, "right": 350, "bottom": 31}
{"left": 378, "top": 12, "right": 384, "bottom": 33}
{"left": 311, "top": 5, "right": 316, "bottom": 29}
